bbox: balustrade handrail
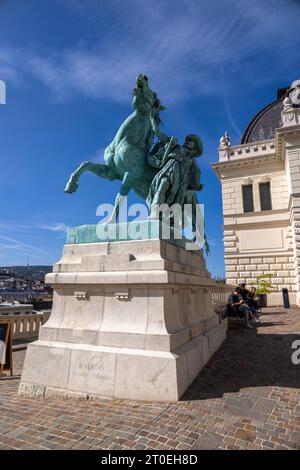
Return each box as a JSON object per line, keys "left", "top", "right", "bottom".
{"left": 0, "top": 310, "right": 51, "bottom": 341}
{"left": 211, "top": 283, "right": 235, "bottom": 310}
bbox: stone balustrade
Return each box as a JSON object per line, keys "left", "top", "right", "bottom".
{"left": 211, "top": 283, "right": 233, "bottom": 318}
{"left": 0, "top": 311, "right": 51, "bottom": 342}
{"left": 212, "top": 283, "right": 233, "bottom": 304}
{"left": 219, "top": 139, "right": 276, "bottom": 162}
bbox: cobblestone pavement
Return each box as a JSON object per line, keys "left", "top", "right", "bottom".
{"left": 0, "top": 309, "right": 300, "bottom": 450}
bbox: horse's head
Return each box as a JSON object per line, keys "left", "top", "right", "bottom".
{"left": 132, "top": 74, "right": 164, "bottom": 117}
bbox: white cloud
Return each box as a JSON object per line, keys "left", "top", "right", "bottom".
{"left": 0, "top": 221, "right": 68, "bottom": 263}
{"left": 0, "top": 234, "right": 44, "bottom": 255}
{"left": 0, "top": 0, "right": 299, "bottom": 105}
{"left": 39, "top": 223, "right": 69, "bottom": 232}
{"left": 0, "top": 220, "right": 68, "bottom": 233}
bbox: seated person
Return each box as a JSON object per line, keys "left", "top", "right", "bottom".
{"left": 246, "top": 286, "right": 260, "bottom": 312}
{"left": 227, "top": 287, "right": 259, "bottom": 328}
{"left": 240, "top": 283, "right": 260, "bottom": 318}
{"left": 239, "top": 283, "right": 250, "bottom": 301}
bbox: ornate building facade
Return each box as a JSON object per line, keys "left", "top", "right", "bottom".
{"left": 213, "top": 78, "right": 300, "bottom": 306}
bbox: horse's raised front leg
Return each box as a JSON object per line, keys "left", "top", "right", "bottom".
{"left": 64, "top": 161, "right": 119, "bottom": 193}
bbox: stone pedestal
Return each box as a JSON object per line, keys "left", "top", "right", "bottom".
{"left": 19, "top": 237, "right": 227, "bottom": 401}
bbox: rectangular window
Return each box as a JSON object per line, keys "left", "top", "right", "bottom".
{"left": 259, "top": 182, "right": 272, "bottom": 211}
{"left": 242, "top": 184, "right": 254, "bottom": 213}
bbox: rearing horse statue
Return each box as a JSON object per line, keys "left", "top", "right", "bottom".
{"left": 64, "top": 74, "right": 208, "bottom": 251}
{"left": 64, "top": 74, "right": 163, "bottom": 220}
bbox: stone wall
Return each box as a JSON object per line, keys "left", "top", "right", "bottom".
{"left": 220, "top": 165, "right": 294, "bottom": 305}
{"left": 225, "top": 254, "right": 296, "bottom": 305}
{"left": 221, "top": 170, "right": 289, "bottom": 216}
{"left": 285, "top": 134, "right": 300, "bottom": 305}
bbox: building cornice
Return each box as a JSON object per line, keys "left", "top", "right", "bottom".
{"left": 213, "top": 125, "right": 300, "bottom": 179}
{"left": 223, "top": 209, "right": 290, "bottom": 230}
{"left": 224, "top": 219, "right": 290, "bottom": 231}
{"left": 212, "top": 153, "right": 281, "bottom": 178}
{"left": 276, "top": 125, "right": 300, "bottom": 161}
{"left": 224, "top": 250, "right": 293, "bottom": 259}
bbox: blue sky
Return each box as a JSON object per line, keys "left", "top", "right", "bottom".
{"left": 0, "top": 0, "right": 300, "bottom": 276}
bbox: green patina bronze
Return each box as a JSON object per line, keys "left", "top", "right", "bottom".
{"left": 64, "top": 74, "right": 208, "bottom": 252}
{"left": 147, "top": 134, "right": 203, "bottom": 210}
{"left": 65, "top": 75, "right": 162, "bottom": 220}
{"left": 67, "top": 220, "right": 195, "bottom": 251}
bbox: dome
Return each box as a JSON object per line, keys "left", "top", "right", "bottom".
{"left": 241, "top": 88, "right": 288, "bottom": 144}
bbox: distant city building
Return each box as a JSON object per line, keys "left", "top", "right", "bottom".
{"left": 0, "top": 302, "right": 33, "bottom": 315}
{"left": 0, "top": 265, "right": 53, "bottom": 309}
{"left": 213, "top": 77, "right": 300, "bottom": 306}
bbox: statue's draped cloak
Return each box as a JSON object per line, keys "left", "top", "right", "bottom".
{"left": 147, "top": 143, "right": 198, "bottom": 207}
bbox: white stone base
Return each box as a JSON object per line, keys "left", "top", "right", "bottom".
{"left": 19, "top": 321, "right": 227, "bottom": 402}
{"left": 19, "top": 239, "right": 227, "bottom": 401}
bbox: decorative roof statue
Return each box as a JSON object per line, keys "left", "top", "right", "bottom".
{"left": 288, "top": 79, "right": 300, "bottom": 108}
{"left": 281, "top": 78, "right": 300, "bottom": 127}
{"left": 283, "top": 94, "right": 293, "bottom": 112}
{"left": 219, "top": 131, "right": 231, "bottom": 149}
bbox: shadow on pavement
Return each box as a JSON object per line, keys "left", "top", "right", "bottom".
{"left": 183, "top": 317, "right": 300, "bottom": 401}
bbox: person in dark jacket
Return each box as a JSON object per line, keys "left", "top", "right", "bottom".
{"left": 227, "top": 287, "right": 259, "bottom": 328}
{"left": 246, "top": 286, "right": 261, "bottom": 315}
{"left": 239, "top": 283, "right": 250, "bottom": 301}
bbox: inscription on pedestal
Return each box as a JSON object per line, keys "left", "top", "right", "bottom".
{"left": 72, "top": 361, "right": 111, "bottom": 382}
{"left": 68, "top": 350, "right": 116, "bottom": 396}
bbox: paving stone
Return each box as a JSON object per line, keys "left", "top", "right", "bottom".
{"left": 0, "top": 309, "right": 300, "bottom": 450}
{"left": 234, "top": 429, "right": 257, "bottom": 442}
{"left": 252, "top": 398, "right": 277, "bottom": 413}
{"left": 191, "top": 431, "right": 224, "bottom": 449}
